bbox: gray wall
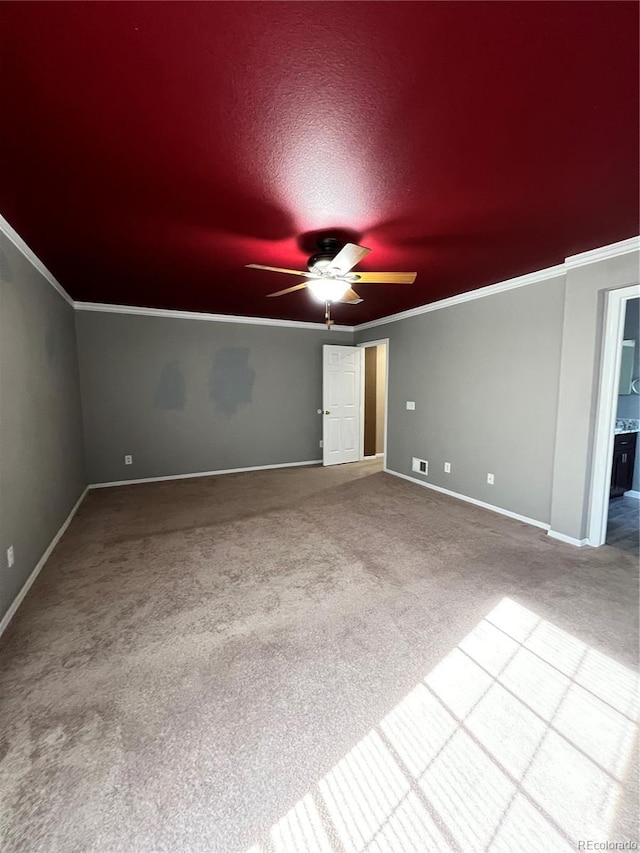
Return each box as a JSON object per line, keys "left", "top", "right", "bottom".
{"left": 550, "top": 252, "right": 640, "bottom": 539}
{"left": 76, "top": 311, "right": 353, "bottom": 484}
{"left": 356, "top": 277, "right": 566, "bottom": 524}
{"left": 0, "top": 232, "right": 86, "bottom": 623}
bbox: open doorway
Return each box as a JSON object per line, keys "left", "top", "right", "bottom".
{"left": 588, "top": 285, "right": 640, "bottom": 548}
{"left": 359, "top": 340, "right": 388, "bottom": 463}
{"left": 606, "top": 297, "right": 639, "bottom": 555}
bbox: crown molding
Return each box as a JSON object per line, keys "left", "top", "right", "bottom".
{"left": 73, "top": 301, "right": 355, "bottom": 332}
{"left": 3, "top": 211, "right": 637, "bottom": 332}
{"left": 564, "top": 235, "right": 640, "bottom": 269}
{"left": 355, "top": 234, "right": 640, "bottom": 332}
{"left": 0, "top": 213, "right": 74, "bottom": 307}
{"left": 354, "top": 263, "right": 567, "bottom": 331}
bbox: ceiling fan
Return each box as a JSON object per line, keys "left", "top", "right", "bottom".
{"left": 246, "top": 237, "right": 417, "bottom": 328}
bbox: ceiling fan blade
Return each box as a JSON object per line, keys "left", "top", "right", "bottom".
{"left": 246, "top": 264, "right": 312, "bottom": 277}
{"left": 352, "top": 271, "right": 417, "bottom": 284}
{"left": 266, "top": 280, "right": 310, "bottom": 298}
{"left": 328, "top": 243, "right": 371, "bottom": 275}
{"left": 339, "top": 288, "right": 363, "bottom": 304}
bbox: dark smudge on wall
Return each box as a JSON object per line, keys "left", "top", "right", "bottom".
{"left": 209, "top": 348, "right": 255, "bottom": 415}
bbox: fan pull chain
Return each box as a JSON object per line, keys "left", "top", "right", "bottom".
{"left": 325, "top": 301, "right": 334, "bottom": 330}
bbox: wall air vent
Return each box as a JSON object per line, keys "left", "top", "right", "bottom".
{"left": 412, "top": 457, "right": 428, "bottom": 475}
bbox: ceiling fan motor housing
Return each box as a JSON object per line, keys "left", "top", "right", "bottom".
{"left": 307, "top": 237, "right": 342, "bottom": 273}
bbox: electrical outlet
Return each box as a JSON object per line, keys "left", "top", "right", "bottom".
{"left": 487, "top": 473, "right": 495, "bottom": 485}
{"left": 7, "top": 545, "right": 14, "bottom": 568}
{"left": 444, "top": 462, "right": 451, "bottom": 473}
{"left": 125, "top": 455, "right": 133, "bottom": 465}
{"left": 406, "top": 401, "right": 416, "bottom": 411}
{"left": 319, "top": 439, "right": 323, "bottom": 448}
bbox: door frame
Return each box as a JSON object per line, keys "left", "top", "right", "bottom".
{"left": 357, "top": 339, "right": 390, "bottom": 463}
{"left": 587, "top": 284, "right": 639, "bottom": 546}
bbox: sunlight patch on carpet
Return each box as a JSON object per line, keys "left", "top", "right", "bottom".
{"left": 247, "top": 597, "right": 638, "bottom": 852}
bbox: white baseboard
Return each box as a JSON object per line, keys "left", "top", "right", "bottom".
{"left": 623, "top": 490, "right": 640, "bottom": 500}
{"left": 384, "top": 468, "right": 550, "bottom": 531}
{"left": 89, "top": 459, "right": 323, "bottom": 489}
{"left": 547, "top": 530, "right": 591, "bottom": 547}
{"left": 0, "top": 486, "right": 89, "bottom": 639}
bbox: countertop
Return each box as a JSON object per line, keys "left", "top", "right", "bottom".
{"left": 615, "top": 419, "right": 639, "bottom": 435}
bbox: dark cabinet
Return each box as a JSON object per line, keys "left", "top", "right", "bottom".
{"left": 610, "top": 432, "right": 637, "bottom": 498}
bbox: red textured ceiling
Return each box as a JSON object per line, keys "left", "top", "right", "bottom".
{"left": 1, "top": 1, "right": 638, "bottom": 324}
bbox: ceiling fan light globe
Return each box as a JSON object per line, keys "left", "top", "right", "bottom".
{"left": 307, "top": 279, "right": 350, "bottom": 302}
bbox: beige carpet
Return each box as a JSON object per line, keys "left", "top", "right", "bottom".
{"left": 1, "top": 460, "right": 638, "bottom": 852}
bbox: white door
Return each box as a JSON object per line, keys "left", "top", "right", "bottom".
{"left": 323, "top": 345, "right": 362, "bottom": 466}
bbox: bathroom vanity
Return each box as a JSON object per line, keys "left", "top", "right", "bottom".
{"left": 611, "top": 423, "right": 638, "bottom": 498}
